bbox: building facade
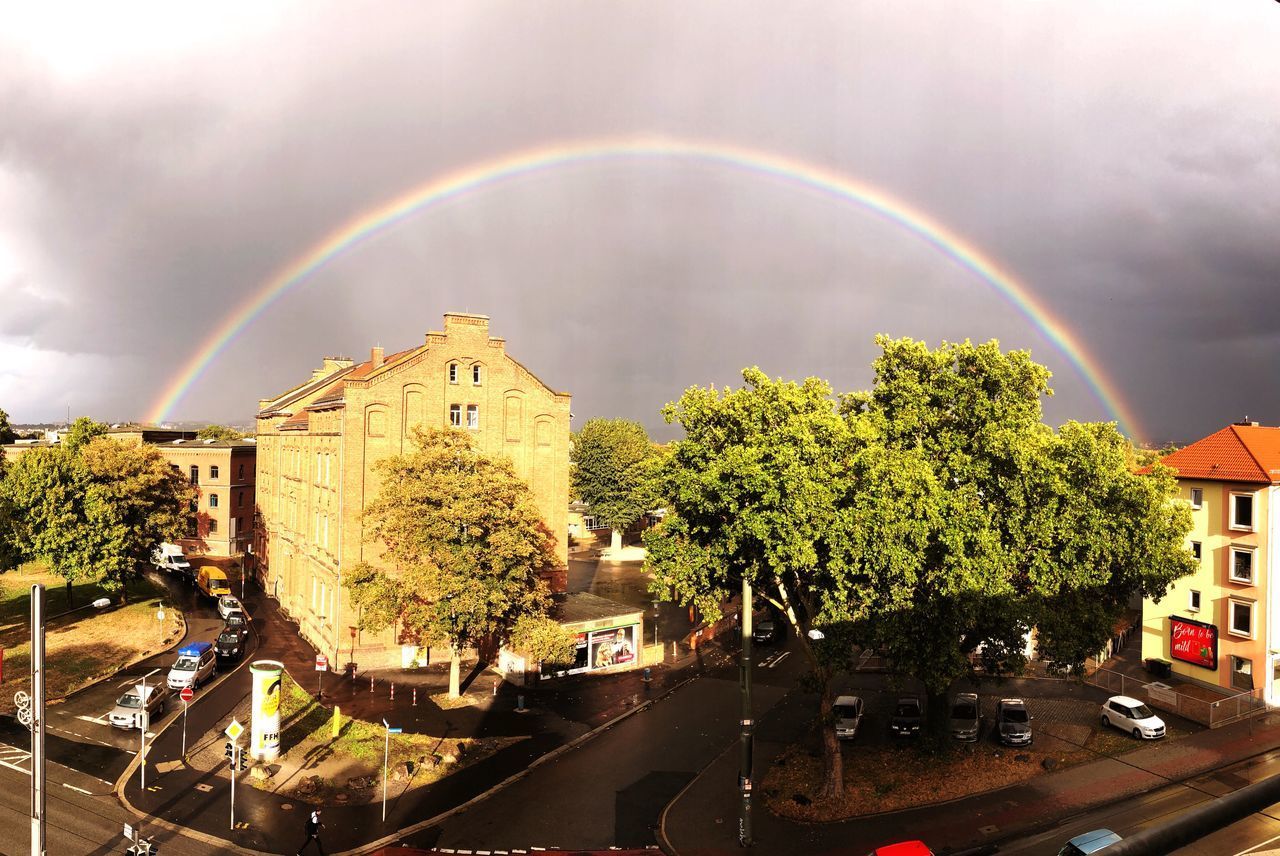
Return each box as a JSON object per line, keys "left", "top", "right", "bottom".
{"left": 1141, "top": 422, "right": 1280, "bottom": 704}
{"left": 153, "top": 439, "right": 258, "bottom": 558}
{"left": 254, "top": 313, "right": 572, "bottom": 668}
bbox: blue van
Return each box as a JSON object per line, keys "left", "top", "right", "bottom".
{"left": 1059, "top": 829, "right": 1122, "bottom": 856}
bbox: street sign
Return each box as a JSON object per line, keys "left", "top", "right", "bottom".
{"left": 387, "top": 727, "right": 403, "bottom": 733}
{"left": 123, "top": 823, "right": 133, "bottom": 840}
{"left": 224, "top": 718, "right": 244, "bottom": 742}
{"left": 180, "top": 687, "right": 193, "bottom": 703}
{"left": 315, "top": 654, "right": 328, "bottom": 671}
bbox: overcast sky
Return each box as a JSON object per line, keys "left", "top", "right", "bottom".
{"left": 2, "top": 2, "right": 1277, "bottom": 444}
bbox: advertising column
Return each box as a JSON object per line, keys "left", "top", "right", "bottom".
{"left": 249, "top": 660, "right": 284, "bottom": 761}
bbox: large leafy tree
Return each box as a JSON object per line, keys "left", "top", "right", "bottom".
{"left": 644, "top": 368, "right": 859, "bottom": 798}
{"left": 647, "top": 341, "right": 1195, "bottom": 801}
{"left": 0, "top": 407, "right": 17, "bottom": 445}
{"left": 570, "top": 418, "right": 661, "bottom": 551}
{"left": 196, "top": 424, "right": 246, "bottom": 442}
{"left": 0, "top": 422, "right": 191, "bottom": 602}
{"left": 344, "top": 427, "right": 559, "bottom": 698}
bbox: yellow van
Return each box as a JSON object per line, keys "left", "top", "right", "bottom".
{"left": 196, "top": 566, "right": 232, "bottom": 599}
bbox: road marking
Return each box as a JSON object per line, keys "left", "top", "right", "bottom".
{"left": 766, "top": 651, "right": 791, "bottom": 668}
{"left": 61, "top": 783, "right": 92, "bottom": 794}
{"left": 74, "top": 714, "right": 110, "bottom": 726}
{"left": 1234, "top": 832, "right": 1280, "bottom": 855}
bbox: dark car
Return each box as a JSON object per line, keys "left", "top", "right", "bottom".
{"left": 752, "top": 619, "right": 781, "bottom": 645}
{"left": 949, "top": 692, "right": 981, "bottom": 741}
{"left": 996, "top": 697, "right": 1033, "bottom": 746}
{"left": 214, "top": 628, "right": 246, "bottom": 662}
{"left": 890, "top": 696, "right": 924, "bottom": 738}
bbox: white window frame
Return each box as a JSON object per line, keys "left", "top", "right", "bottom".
{"left": 210, "top": 465, "right": 219, "bottom": 480}
{"left": 472, "top": 363, "right": 482, "bottom": 385}
{"left": 450, "top": 404, "right": 462, "bottom": 427}
{"left": 1230, "top": 492, "right": 1255, "bottom": 532}
{"left": 448, "top": 362, "right": 458, "bottom": 384}
{"left": 467, "top": 404, "right": 479, "bottom": 429}
{"left": 209, "top": 493, "right": 219, "bottom": 509}
{"left": 1230, "top": 546, "right": 1255, "bottom": 585}
{"left": 1229, "top": 599, "right": 1254, "bottom": 638}
{"left": 1190, "top": 487, "right": 1203, "bottom": 510}
{"left": 325, "top": 453, "right": 331, "bottom": 486}
{"left": 1188, "top": 589, "right": 1201, "bottom": 612}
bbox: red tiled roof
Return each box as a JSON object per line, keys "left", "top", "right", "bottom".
{"left": 1161, "top": 424, "right": 1280, "bottom": 484}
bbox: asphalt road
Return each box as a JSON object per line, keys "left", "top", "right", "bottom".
{"left": 391, "top": 632, "right": 808, "bottom": 853}
{"left": 997, "top": 748, "right": 1280, "bottom": 855}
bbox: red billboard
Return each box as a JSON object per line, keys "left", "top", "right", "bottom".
{"left": 1170, "top": 615, "right": 1217, "bottom": 669}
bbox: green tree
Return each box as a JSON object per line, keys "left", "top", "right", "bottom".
{"left": 508, "top": 614, "right": 579, "bottom": 668}
{"left": 0, "top": 434, "right": 191, "bottom": 603}
{"left": 344, "top": 427, "right": 559, "bottom": 698}
{"left": 0, "top": 408, "right": 16, "bottom": 445}
{"left": 196, "top": 424, "right": 246, "bottom": 442}
{"left": 62, "top": 416, "right": 108, "bottom": 452}
{"left": 644, "top": 368, "right": 859, "bottom": 798}
{"left": 571, "top": 418, "right": 661, "bottom": 551}
{"left": 837, "top": 337, "right": 1195, "bottom": 731}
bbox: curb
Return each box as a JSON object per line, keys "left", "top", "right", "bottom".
{"left": 334, "top": 673, "right": 702, "bottom": 856}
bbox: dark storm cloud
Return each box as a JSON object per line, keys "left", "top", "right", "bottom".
{"left": 1, "top": 1, "right": 1278, "bottom": 444}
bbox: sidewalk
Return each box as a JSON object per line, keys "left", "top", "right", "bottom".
{"left": 660, "top": 687, "right": 1280, "bottom": 856}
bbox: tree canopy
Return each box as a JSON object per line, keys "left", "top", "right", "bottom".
{"left": 196, "top": 424, "right": 247, "bottom": 442}
{"left": 0, "top": 427, "right": 192, "bottom": 599}
{"left": 570, "top": 419, "right": 663, "bottom": 545}
{"left": 344, "top": 427, "right": 560, "bottom": 697}
{"left": 645, "top": 339, "right": 1194, "bottom": 800}
{"left": 0, "top": 408, "right": 16, "bottom": 446}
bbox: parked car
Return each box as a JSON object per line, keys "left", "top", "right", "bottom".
{"left": 1100, "top": 695, "right": 1166, "bottom": 740}
{"left": 1058, "top": 828, "right": 1122, "bottom": 855}
{"left": 167, "top": 641, "right": 217, "bottom": 690}
{"left": 216, "top": 594, "right": 244, "bottom": 620}
{"left": 108, "top": 683, "right": 170, "bottom": 729}
{"left": 214, "top": 627, "right": 247, "bottom": 662}
{"left": 833, "top": 695, "right": 864, "bottom": 740}
{"left": 996, "top": 697, "right": 1033, "bottom": 746}
{"left": 150, "top": 542, "right": 190, "bottom": 575}
{"left": 866, "top": 841, "right": 935, "bottom": 856}
{"left": 752, "top": 619, "right": 780, "bottom": 645}
{"left": 890, "top": 696, "right": 924, "bottom": 738}
{"left": 949, "top": 692, "right": 981, "bottom": 741}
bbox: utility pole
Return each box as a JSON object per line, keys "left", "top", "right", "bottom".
{"left": 738, "top": 576, "right": 753, "bottom": 848}
{"left": 31, "top": 584, "right": 46, "bottom": 856}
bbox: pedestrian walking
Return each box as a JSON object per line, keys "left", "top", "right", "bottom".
{"left": 297, "top": 807, "right": 326, "bottom": 854}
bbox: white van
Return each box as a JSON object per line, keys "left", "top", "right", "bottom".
{"left": 151, "top": 543, "right": 191, "bottom": 575}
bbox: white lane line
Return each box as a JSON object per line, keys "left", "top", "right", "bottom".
{"left": 0, "top": 759, "right": 30, "bottom": 775}
{"left": 74, "top": 714, "right": 109, "bottom": 726}
{"left": 61, "top": 783, "right": 92, "bottom": 795}
{"left": 1234, "top": 832, "right": 1280, "bottom": 855}
{"left": 767, "top": 651, "right": 791, "bottom": 668}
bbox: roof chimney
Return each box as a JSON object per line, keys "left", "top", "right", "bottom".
{"left": 371, "top": 346, "right": 384, "bottom": 368}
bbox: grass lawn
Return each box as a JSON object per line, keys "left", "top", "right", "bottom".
{"left": 0, "top": 564, "right": 184, "bottom": 714}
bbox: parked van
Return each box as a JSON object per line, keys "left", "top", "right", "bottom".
{"left": 166, "top": 642, "right": 216, "bottom": 690}
{"left": 196, "top": 567, "right": 232, "bottom": 599}
{"left": 151, "top": 543, "right": 191, "bottom": 575}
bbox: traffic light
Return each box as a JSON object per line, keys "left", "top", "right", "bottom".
{"left": 224, "top": 741, "right": 234, "bottom": 763}
{"left": 238, "top": 749, "right": 249, "bottom": 771}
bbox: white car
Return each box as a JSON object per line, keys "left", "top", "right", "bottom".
{"left": 216, "top": 595, "right": 243, "bottom": 620}
{"left": 833, "top": 695, "right": 864, "bottom": 740}
{"left": 1100, "top": 695, "right": 1166, "bottom": 739}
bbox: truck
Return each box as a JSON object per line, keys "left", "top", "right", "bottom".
{"left": 196, "top": 566, "right": 232, "bottom": 599}
{"left": 151, "top": 543, "right": 191, "bottom": 576}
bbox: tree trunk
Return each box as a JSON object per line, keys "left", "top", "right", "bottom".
{"left": 924, "top": 685, "right": 950, "bottom": 747}
{"left": 66, "top": 579, "right": 73, "bottom": 608}
{"left": 818, "top": 676, "right": 843, "bottom": 800}
{"left": 119, "top": 575, "right": 130, "bottom": 605}
{"left": 448, "top": 647, "right": 461, "bottom": 699}
{"left": 610, "top": 528, "right": 622, "bottom": 552}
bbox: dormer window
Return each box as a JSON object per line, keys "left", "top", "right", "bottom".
{"left": 1231, "top": 493, "right": 1254, "bottom": 531}
{"left": 448, "top": 363, "right": 458, "bottom": 384}
{"left": 472, "top": 364, "right": 482, "bottom": 385}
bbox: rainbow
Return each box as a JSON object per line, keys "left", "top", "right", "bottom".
{"left": 147, "top": 135, "right": 1143, "bottom": 439}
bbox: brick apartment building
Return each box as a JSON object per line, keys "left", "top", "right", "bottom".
{"left": 254, "top": 313, "right": 572, "bottom": 668}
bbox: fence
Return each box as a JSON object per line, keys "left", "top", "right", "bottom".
{"left": 1087, "top": 667, "right": 1267, "bottom": 728}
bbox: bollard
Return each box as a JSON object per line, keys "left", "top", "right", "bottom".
{"left": 516, "top": 694, "right": 526, "bottom": 712}
{"left": 370, "top": 674, "right": 374, "bottom": 693}
{"left": 493, "top": 681, "right": 498, "bottom": 698}
{"left": 412, "top": 687, "right": 417, "bottom": 707}
{"left": 643, "top": 667, "right": 652, "bottom": 683}
{"left": 390, "top": 682, "right": 395, "bottom": 702}
{"left": 331, "top": 706, "right": 341, "bottom": 739}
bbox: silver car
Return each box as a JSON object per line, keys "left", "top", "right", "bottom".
{"left": 950, "top": 692, "right": 981, "bottom": 741}
{"left": 108, "top": 684, "right": 169, "bottom": 729}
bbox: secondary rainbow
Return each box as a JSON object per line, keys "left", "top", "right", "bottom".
{"left": 147, "top": 135, "right": 1142, "bottom": 439}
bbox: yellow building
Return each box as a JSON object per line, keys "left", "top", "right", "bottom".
{"left": 1142, "top": 422, "right": 1280, "bottom": 704}
{"left": 254, "top": 313, "right": 572, "bottom": 668}
{"left": 155, "top": 439, "right": 258, "bottom": 558}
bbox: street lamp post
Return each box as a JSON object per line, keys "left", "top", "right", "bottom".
{"left": 136, "top": 668, "right": 160, "bottom": 792}
{"left": 738, "top": 577, "right": 753, "bottom": 848}
{"left": 29, "top": 586, "right": 110, "bottom": 856}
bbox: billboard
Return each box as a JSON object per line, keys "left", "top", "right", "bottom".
{"left": 249, "top": 660, "right": 284, "bottom": 760}
{"left": 1170, "top": 616, "right": 1217, "bottom": 669}
{"left": 588, "top": 625, "right": 637, "bottom": 670}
